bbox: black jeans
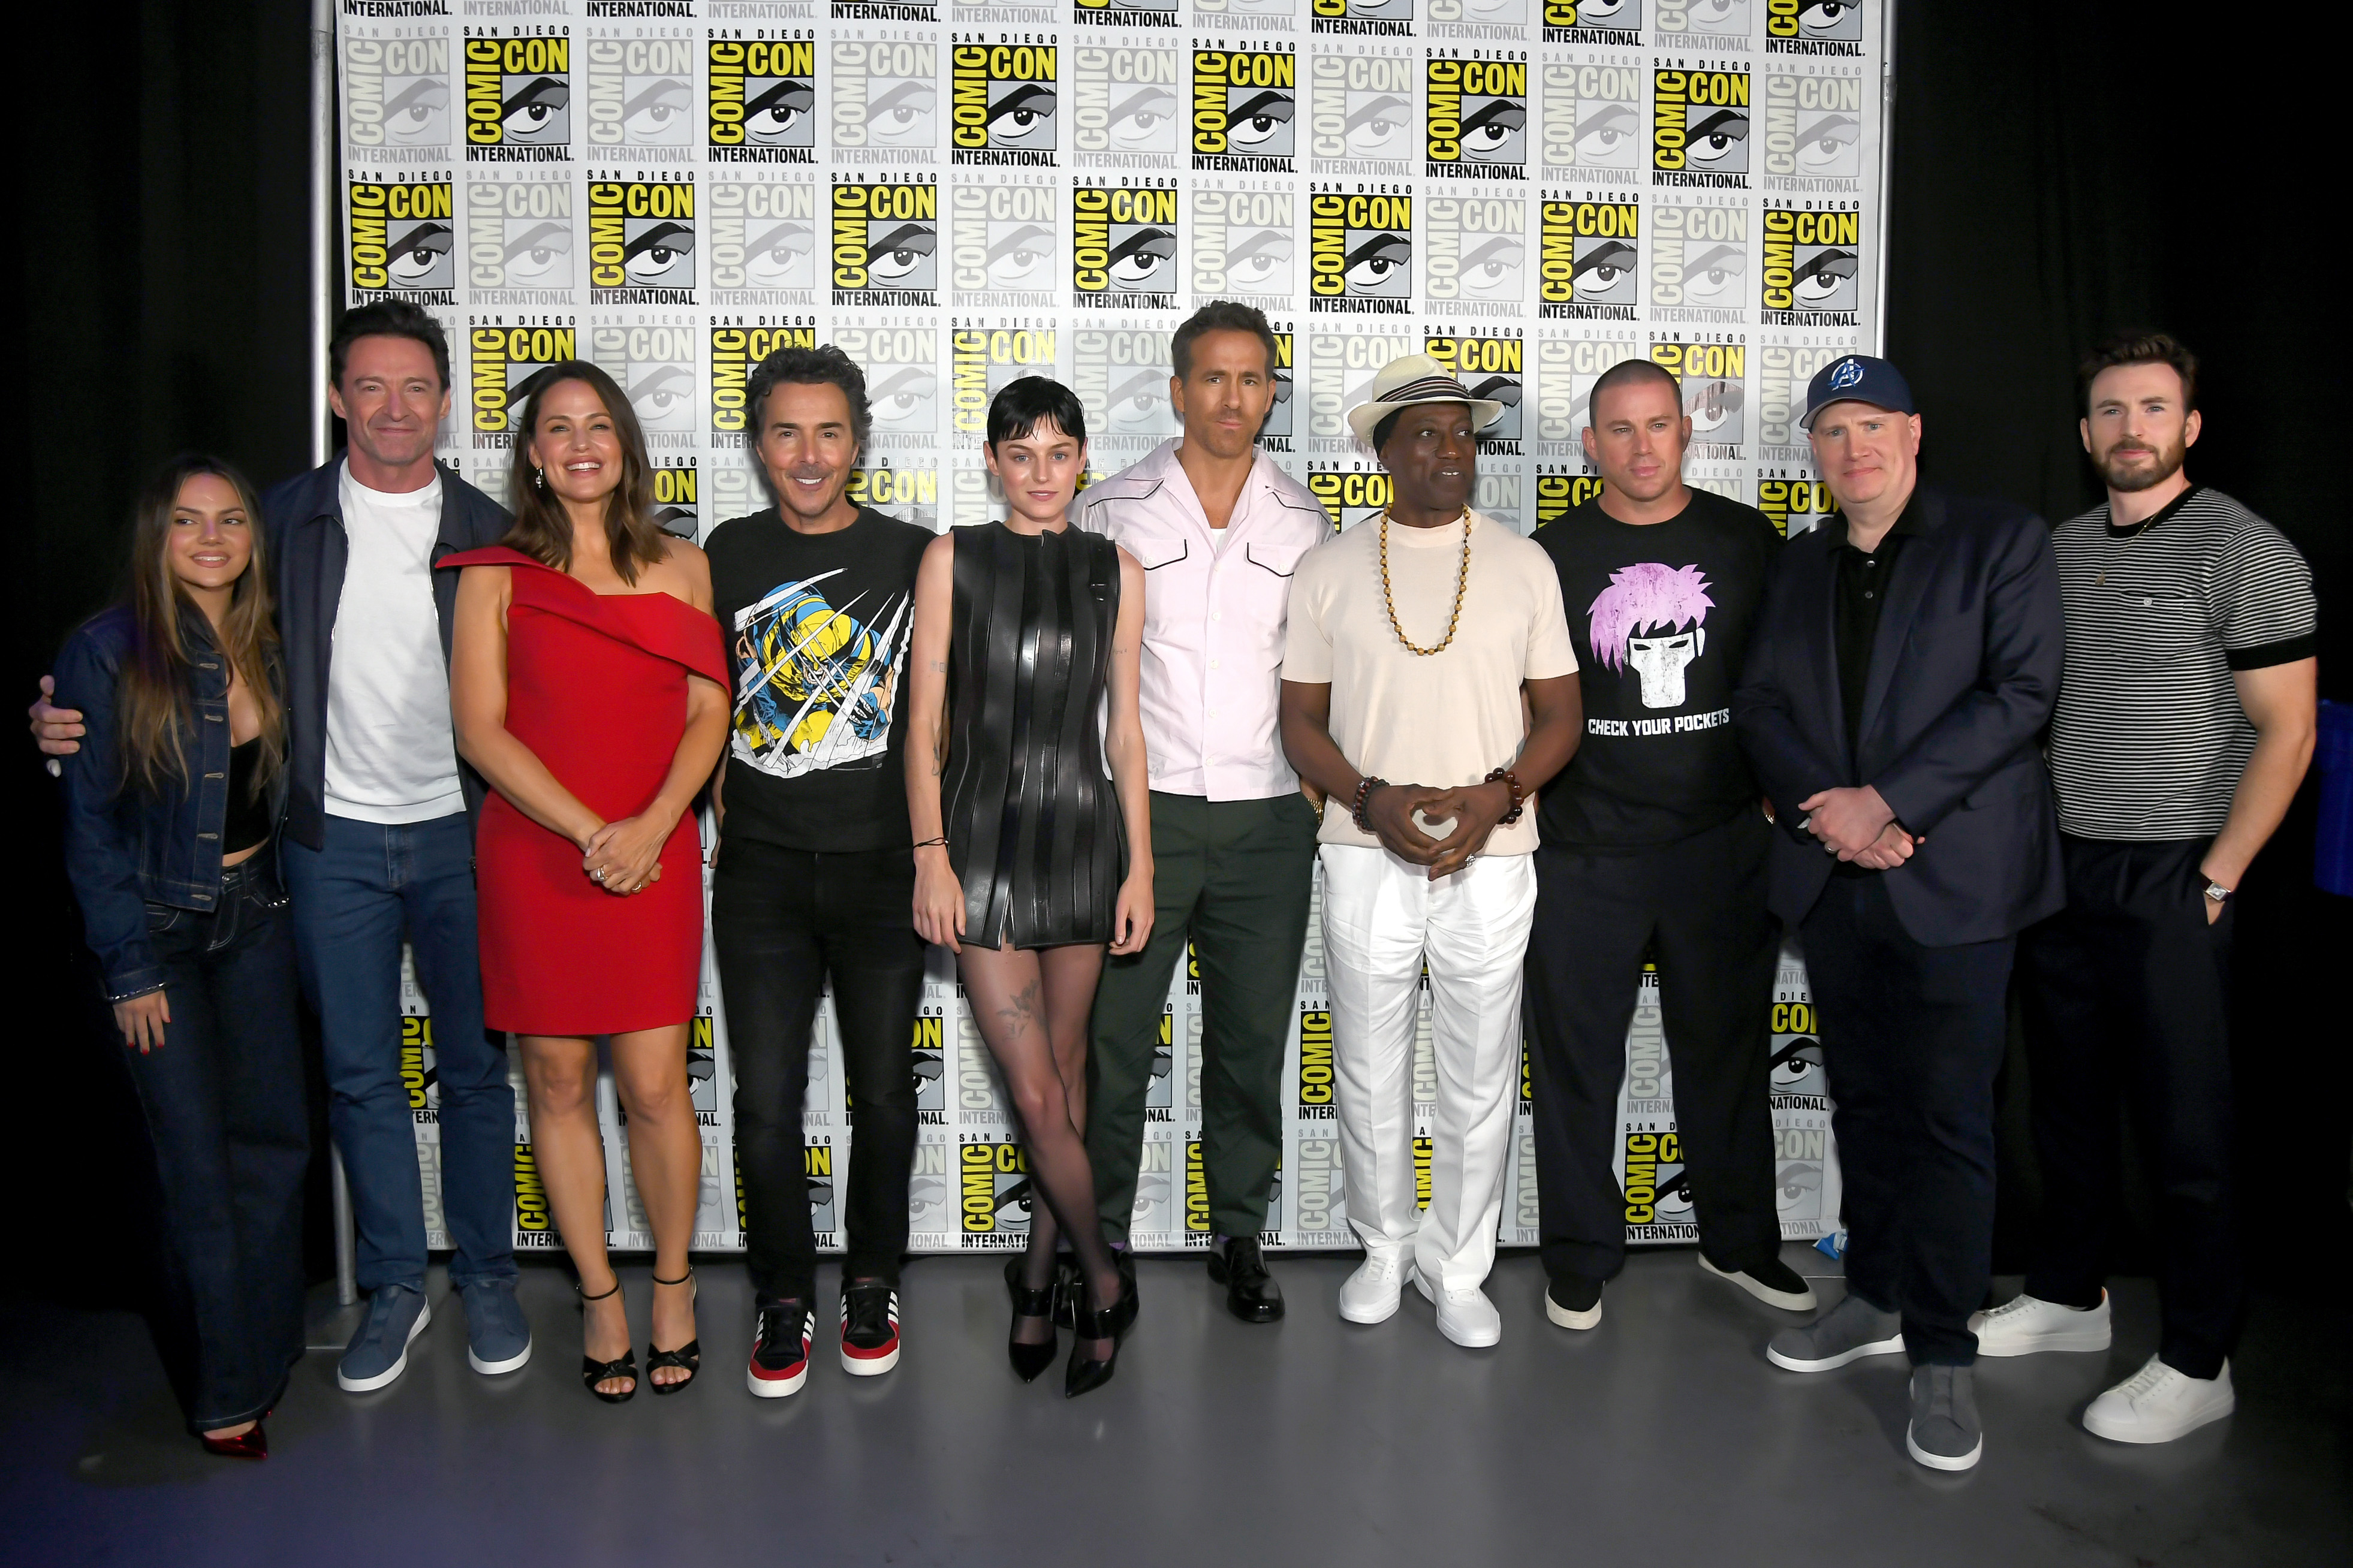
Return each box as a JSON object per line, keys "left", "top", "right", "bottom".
{"left": 122, "top": 844, "right": 309, "bottom": 1432}
{"left": 1525, "top": 810, "right": 1784, "bottom": 1283}
{"left": 2018, "top": 836, "right": 2240, "bottom": 1379}
{"left": 1802, "top": 874, "right": 2014, "bottom": 1366}
{"left": 712, "top": 839, "right": 924, "bottom": 1301}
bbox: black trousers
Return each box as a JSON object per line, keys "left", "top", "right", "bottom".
{"left": 1802, "top": 874, "right": 2013, "bottom": 1366}
{"left": 1524, "top": 810, "right": 1783, "bottom": 1283}
{"left": 122, "top": 845, "right": 309, "bottom": 1433}
{"left": 2018, "top": 836, "right": 2240, "bottom": 1380}
{"left": 712, "top": 839, "right": 924, "bottom": 1301}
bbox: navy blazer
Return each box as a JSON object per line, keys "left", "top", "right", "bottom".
{"left": 1731, "top": 487, "right": 2066, "bottom": 946}
{"left": 263, "top": 458, "right": 511, "bottom": 851}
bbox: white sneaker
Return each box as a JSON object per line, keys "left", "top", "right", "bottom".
{"left": 1338, "top": 1255, "right": 1411, "bottom": 1324}
{"left": 1968, "top": 1290, "right": 2111, "bottom": 1356}
{"left": 2083, "top": 1355, "right": 2235, "bottom": 1444}
{"left": 1412, "top": 1271, "right": 1502, "bottom": 1348}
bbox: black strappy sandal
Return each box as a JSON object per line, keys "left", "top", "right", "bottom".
{"left": 577, "top": 1277, "right": 637, "bottom": 1404}
{"left": 646, "top": 1268, "right": 701, "bottom": 1395}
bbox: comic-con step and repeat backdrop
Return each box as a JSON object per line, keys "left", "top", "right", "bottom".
{"left": 342, "top": 0, "right": 1884, "bottom": 1252}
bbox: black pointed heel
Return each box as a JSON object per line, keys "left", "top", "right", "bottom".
{"left": 647, "top": 1269, "right": 700, "bottom": 1395}
{"left": 1063, "top": 1289, "right": 1124, "bottom": 1400}
{"left": 1005, "top": 1258, "right": 1059, "bottom": 1383}
{"left": 577, "top": 1277, "right": 637, "bottom": 1404}
{"left": 1051, "top": 1255, "right": 1081, "bottom": 1331}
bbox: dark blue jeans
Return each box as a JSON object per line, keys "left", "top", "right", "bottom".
{"left": 124, "top": 845, "right": 308, "bottom": 1432}
{"left": 282, "top": 813, "right": 515, "bottom": 1293}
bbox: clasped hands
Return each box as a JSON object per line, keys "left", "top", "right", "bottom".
{"left": 1796, "top": 784, "right": 1917, "bottom": 870}
{"left": 1359, "top": 780, "right": 1516, "bottom": 881}
{"left": 579, "top": 813, "right": 668, "bottom": 896}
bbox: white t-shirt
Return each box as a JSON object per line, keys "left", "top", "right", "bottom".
{"left": 1282, "top": 509, "right": 1578, "bottom": 855}
{"left": 325, "top": 464, "right": 466, "bottom": 824}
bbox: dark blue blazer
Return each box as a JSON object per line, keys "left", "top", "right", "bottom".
{"left": 1732, "top": 487, "right": 2066, "bottom": 946}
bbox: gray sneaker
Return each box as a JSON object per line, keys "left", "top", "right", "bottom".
{"left": 461, "top": 1278, "right": 533, "bottom": 1375}
{"left": 338, "top": 1284, "right": 431, "bottom": 1393}
{"left": 1906, "top": 1364, "right": 1984, "bottom": 1471}
{"left": 1765, "top": 1291, "right": 1905, "bottom": 1372}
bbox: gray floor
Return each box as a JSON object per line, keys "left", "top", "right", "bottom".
{"left": 5, "top": 1247, "right": 2345, "bottom": 1567}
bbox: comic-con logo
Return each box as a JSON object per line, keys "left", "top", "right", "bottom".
{"left": 348, "top": 180, "right": 455, "bottom": 302}
{"left": 1762, "top": 72, "right": 1864, "bottom": 183}
{"left": 709, "top": 181, "right": 817, "bottom": 298}
{"left": 1758, "top": 475, "right": 1833, "bottom": 537}
{"left": 709, "top": 40, "right": 817, "bottom": 164}
{"left": 587, "top": 178, "right": 695, "bottom": 303}
{"left": 951, "top": 182, "right": 1059, "bottom": 303}
{"left": 1767, "top": 0, "right": 1866, "bottom": 55}
{"left": 1424, "top": 334, "right": 1522, "bottom": 446}
{"left": 1652, "top": 68, "right": 1750, "bottom": 186}
{"left": 400, "top": 1015, "right": 439, "bottom": 1119}
{"left": 1539, "top": 61, "right": 1643, "bottom": 177}
{"left": 584, "top": 37, "right": 694, "bottom": 155}
{"left": 959, "top": 1139, "right": 1033, "bottom": 1244}
{"left": 831, "top": 178, "right": 940, "bottom": 306}
{"left": 1307, "top": 467, "right": 1394, "bottom": 531}
{"left": 1307, "top": 190, "right": 1411, "bottom": 313}
{"left": 1533, "top": 334, "right": 1644, "bottom": 449}
{"left": 1537, "top": 199, "right": 1637, "bottom": 321}
{"left": 1307, "top": 53, "right": 1416, "bottom": 168}
{"left": 1756, "top": 342, "right": 1843, "bottom": 451}
{"left": 830, "top": 40, "right": 939, "bottom": 155}
{"left": 1426, "top": 192, "right": 1529, "bottom": 307}
{"left": 1305, "top": 328, "right": 1416, "bottom": 439}
{"left": 1072, "top": 327, "right": 1177, "bottom": 445}
{"left": 1072, "top": 184, "right": 1180, "bottom": 309}
{"left": 1425, "top": 56, "right": 1526, "bottom": 180}
{"left": 953, "top": 324, "right": 1060, "bottom": 435}
{"left": 465, "top": 177, "right": 571, "bottom": 300}
{"left": 709, "top": 323, "right": 818, "bottom": 437}
{"left": 953, "top": 44, "right": 1059, "bottom": 167}
{"left": 1071, "top": 46, "right": 1183, "bottom": 160}
{"left": 1624, "top": 1129, "right": 1691, "bottom": 1228}
{"left": 1076, "top": 0, "right": 1180, "bottom": 30}
{"left": 912, "top": 1012, "right": 947, "bottom": 1118}
{"left": 469, "top": 322, "right": 576, "bottom": 445}
{"left": 835, "top": 324, "right": 941, "bottom": 439}
{"left": 1313, "top": 0, "right": 1415, "bottom": 37}
{"left": 588, "top": 324, "right": 700, "bottom": 438}
{"left": 1192, "top": 46, "right": 1297, "bottom": 173}
{"left": 1649, "top": 200, "right": 1747, "bottom": 319}
{"left": 1542, "top": 0, "right": 1641, "bottom": 46}
{"left": 1534, "top": 468, "right": 1606, "bottom": 528}
{"left": 465, "top": 35, "right": 572, "bottom": 161}
{"left": 1761, "top": 204, "right": 1860, "bottom": 325}
{"left": 345, "top": 36, "right": 451, "bottom": 153}
{"left": 1293, "top": 1134, "right": 1342, "bottom": 1233}
{"left": 514, "top": 1144, "right": 555, "bottom": 1241}
{"left": 1651, "top": 339, "right": 1746, "bottom": 453}
{"left": 652, "top": 460, "right": 698, "bottom": 538}
{"left": 1190, "top": 188, "right": 1294, "bottom": 301}
{"left": 1263, "top": 328, "right": 1297, "bottom": 448}
{"left": 839, "top": 0, "right": 939, "bottom": 21}
{"left": 1298, "top": 1008, "right": 1336, "bottom": 1112}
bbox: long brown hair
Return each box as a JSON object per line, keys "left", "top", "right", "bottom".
{"left": 501, "top": 362, "right": 666, "bottom": 584}
{"left": 113, "top": 456, "right": 284, "bottom": 797}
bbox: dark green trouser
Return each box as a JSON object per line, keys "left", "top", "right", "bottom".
{"left": 1087, "top": 791, "right": 1320, "bottom": 1244}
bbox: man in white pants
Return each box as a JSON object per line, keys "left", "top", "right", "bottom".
{"left": 1277, "top": 355, "right": 1582, "bottom": 1347}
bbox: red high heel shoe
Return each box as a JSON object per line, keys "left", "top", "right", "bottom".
{"left": 199, "top": 1421, "right": 269, "bottom": 1460}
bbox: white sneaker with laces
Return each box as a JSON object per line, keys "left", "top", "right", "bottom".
{"left": 2083, "top": 1354, "right": 2235, "bottom": 1444}
{"left": 1338, "top": 1255, "right": 1411, "bottom": 1324}
{"left": 1413, "top": 1271, "right": 1502, "bottom": 1348}
{"left": 1968, "top": 1290, "right": 2111, "bottom": 1356}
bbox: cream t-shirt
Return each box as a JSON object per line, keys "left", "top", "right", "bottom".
{"left": 1282, "top": 509, "right": 1577, "bottom": 855}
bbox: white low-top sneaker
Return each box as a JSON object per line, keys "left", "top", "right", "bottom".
{"left": 1414, "top": 1271, "right": 1502, "bottom": 1348}
{"left": 1338, "top": 1255, "right": 1411, "bottom": 1324}
{"left": 1968, "top": 1290, "right": 2111, "bottom": 1356}
{"left": 2083, "top": 1354, "right": 2235, "bottom": 1444}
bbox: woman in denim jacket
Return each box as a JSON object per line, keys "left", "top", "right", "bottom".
{"left": 56, "top": 457, "right": 307, "bottom": 1460}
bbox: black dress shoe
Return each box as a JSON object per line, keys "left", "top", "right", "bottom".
{"left": 1207, "top": 1235, "right": 1285, "bottom": 1323}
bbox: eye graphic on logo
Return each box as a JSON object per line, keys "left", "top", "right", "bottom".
{"left": 1574, "top": 239, "right": 1636, "bottom": 300}
{"left": 1800, "top": 0, "right": 1855, "bottom": 35}
{"left": 1680, "top": 242, "right": 1745, "bottom": 303}
{"left": 989, "top": 83, "right": 1056, "bottom": 143}
{"left": 866, "top": 222, "right": 935, "bottom": 283}
{"left": 624, "top": 221, "right": 693, "bottom": 284}
{"left": 987, "top": 224, "right": 1054, "bottom": 288}
{"left": 1460, "top": 98, "right": 1526, "bottom": 162}
{"left": 869, "top": 364, "right": 939, "bottom": 427}
{"left": 1769, "top": 1039, "right": 1825, "bottom": 1089}
{"left": 1108, "top": 227, "right": 1175, "bottom": 290}
{"left": 1575, "top": 102, "right": 1638, "bottom": 164}
{"left": 626, "top": 78, "right": 691, "bottom": 142}
{"left": 1798, "top": 113, "right": 1859, "bottom": 173}
{"left": 1579, "top": 0, "right": 1627, "bottom": 17}
{"left": 504, "top": 221, "right": 571, "bottom": 285}
{"left": 1350, "top": 0, "right": 1411, "bottom": 16}
{"left": 1107, "top": 367, "right": 1169, "bottom": 432}
{"left": 385, "top": 77, "right": 449, "bottom": 143}
{"left": 1686, "top": 378, "right": 1743, "bottom": 436}
{"left": 630, "top": 364, "right": 695, "bottom": 430}
{"left": 1225, "top": 229, "right": 1293, "bottom": 290}
{"left": 1110, "top": 86, "right": 1179, "bottom": 151}
{"left": 1686, "top": 108, "right": 1749, "bottom": 165}
{"left": 1827, "top": 357, "right": 1864, "bottom": 390}
{"left": 1457, "top": 234, "right": 1522, "bottom": 298}
{"left": 501, "top": 77, "right": 569, "bottom": 143}
{"left": 1687, "top": 0, "right": 1748, "bottom": 32}
{"left": 1793, "top": 248, "right": 1857, "bottom": 305}
{"left": 387, "top": 221, "right": 452, "bottom": 285}
{"left": 745, "top": 219, "right": 812, "bottom": 287}
{"left": 1226, "top": 91, "right": 1293, "bottom": 148}
{"left": 1346, "top": 94, "right": 1412, "bottom": 158}
{"left": 1776, "top": 1162, "right": 1823, "bottom": 1213}
{"left": 868, "top": 79, "right": 937, "bottom": 145}
{"left": 1653, "top": 1167, "right": 1695, "bottom": 1220}
{"left": 1344, "top": 233, "right": 1409, "bottom": 293}
{"left": 1459, "top": 0, "right": 1523, "bottom": 18}
{"left": 746, "top": 78, "right": 814, "bottom": 143}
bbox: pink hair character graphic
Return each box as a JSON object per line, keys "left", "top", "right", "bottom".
{"left": 1588, "top": 563, "right": 1716, "bottom": 710}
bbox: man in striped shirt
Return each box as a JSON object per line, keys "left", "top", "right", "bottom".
{"left": 1975, "top": 333, "right": 2318, "bottom": 1446}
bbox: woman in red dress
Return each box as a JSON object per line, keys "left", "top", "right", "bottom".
{"left": 447, "top": 364, "right": 728, "bottom": 1403}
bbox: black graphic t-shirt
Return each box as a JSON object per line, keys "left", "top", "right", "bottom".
{"left": 1533, "top": 487, "right": 1783, "bottom": 851}
{"left": 706, "top": 505, "right": 932, "bottom": 853}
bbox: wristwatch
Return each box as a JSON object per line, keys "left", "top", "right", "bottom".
{"left": 2204, "top": 881, "right": 2233, "bottom": 904}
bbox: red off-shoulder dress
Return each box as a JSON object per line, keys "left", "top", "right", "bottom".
{"left": 447, "top": 547, "right": 728, "bottom": 1037}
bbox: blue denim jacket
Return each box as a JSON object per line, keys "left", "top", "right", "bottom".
{"left": 55, "top": 605, "right": 287, "bottom": 1001}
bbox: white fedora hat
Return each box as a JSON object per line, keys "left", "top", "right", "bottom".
{"left": 1345, "top": 352, "right": 1507, "bottom": 447}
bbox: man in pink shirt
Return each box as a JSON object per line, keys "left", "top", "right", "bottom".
{"left": 1074, "top": 303, "right": 1330, "bottom": 1322}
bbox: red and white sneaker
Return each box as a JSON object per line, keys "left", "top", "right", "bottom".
{"left": 840, "top": 1281, "right": 901, "bottom": 1376}
{"left": 747, "top": 1298, "right": 814, "bottom": 1398}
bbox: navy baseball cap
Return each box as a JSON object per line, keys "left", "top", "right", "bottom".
{"left": 1798, "top": 354, "right": 1915, "bottom": 430}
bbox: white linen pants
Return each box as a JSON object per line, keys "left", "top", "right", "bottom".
{"left": 1319, "top": 845, "right": 1537, "bottom": 1292}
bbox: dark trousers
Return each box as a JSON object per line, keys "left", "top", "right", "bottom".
{"left": 282, "top": 813, "right": 514, "bottom": 1293}
{"left": 1524, "top": 810, "right": 1783, "bottom": 1283}
{"left": 123, "top": 846, "right": 309, "bottom": 1432}
{"left": 1087, "top": 791, "right": 1319, "bottom": 1243}
{"left": 713, "top": 839, "right": 924, "bottom": 1301}
{"left": 2018, "top": 836, "right": 2240, "bottom": 1380}
{"left": 1802, "top": 874, "right": 2014, "bottom": 1366}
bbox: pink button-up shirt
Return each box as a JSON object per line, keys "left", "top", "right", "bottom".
{"left": 1074, "top": 439, "right": 1329, "bottom": 800}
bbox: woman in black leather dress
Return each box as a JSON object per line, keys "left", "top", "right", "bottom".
{"left": 905, "top": 378, "right": 1153, "bottom": 1397}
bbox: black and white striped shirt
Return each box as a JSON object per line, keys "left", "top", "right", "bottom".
{"left": 2046, "top": 486, "right": 2316, "bottom": 840}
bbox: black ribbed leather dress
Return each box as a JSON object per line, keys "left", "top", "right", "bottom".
{"left": 942, "top": 520, "right": 1126, "bottom": 948}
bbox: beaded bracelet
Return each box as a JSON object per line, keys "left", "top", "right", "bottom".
{"left": 1350, "top": 776, "right": 1390, "bottom": 836}
{"left": 1483, "top": 767, "right": 1525, "bottom": 825}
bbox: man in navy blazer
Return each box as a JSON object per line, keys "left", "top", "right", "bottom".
{"left": 1732, "top": 355, "right": 2064, "bottom": 1474}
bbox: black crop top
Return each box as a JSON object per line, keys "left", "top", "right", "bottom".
{"left": 225, "top": 738, "right": 271, "bottom": 854}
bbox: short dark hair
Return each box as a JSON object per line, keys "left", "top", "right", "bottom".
{"left": 330, "top": 301, "right": 450, "bottom": 391}
{"left": 1371, "top": 408, "right": 1404, "bottom": 454}
{"left": 1171, "top": 300, "right": 1279, "bottom": 380}
{"left": 986, "top": 376, "right": 1088, "bottom": 448}
{"left": 2079, "top": 331, "right": 2197, "bottom": 414}
{"left": 746, "top": 344, "right": 872, "bottom": 450}
{"left": 1587, "top": 358, "right": 1682, "bottom": 423}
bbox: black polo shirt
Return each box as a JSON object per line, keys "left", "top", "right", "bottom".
{"left": 1829, "top": 491, "right": 1929, "bottom": 764}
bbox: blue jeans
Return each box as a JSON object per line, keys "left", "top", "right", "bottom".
{"left": 282, "top": 813, "right": 515, "bottom": 1293}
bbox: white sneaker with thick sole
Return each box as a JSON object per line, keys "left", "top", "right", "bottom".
{"left": 1414, "top": 1272, "right": 1502, "bottom": 1348}
{"left": 1338, "top": 1255, "right": 1412, "bottom": 1325}
{"left": 1967, "top": 1290, "right": 2111, "bottom": 1356}
{"left": 2083, "top": 1355, "right": 2235, "bottom": 1444}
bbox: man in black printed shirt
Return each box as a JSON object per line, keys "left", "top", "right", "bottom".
{"left": 1527, "top": 359, "right": 1812, "bottom": 1337}
{"left": 1977, "top": 334, "right": 2317, "bottom": 1446}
